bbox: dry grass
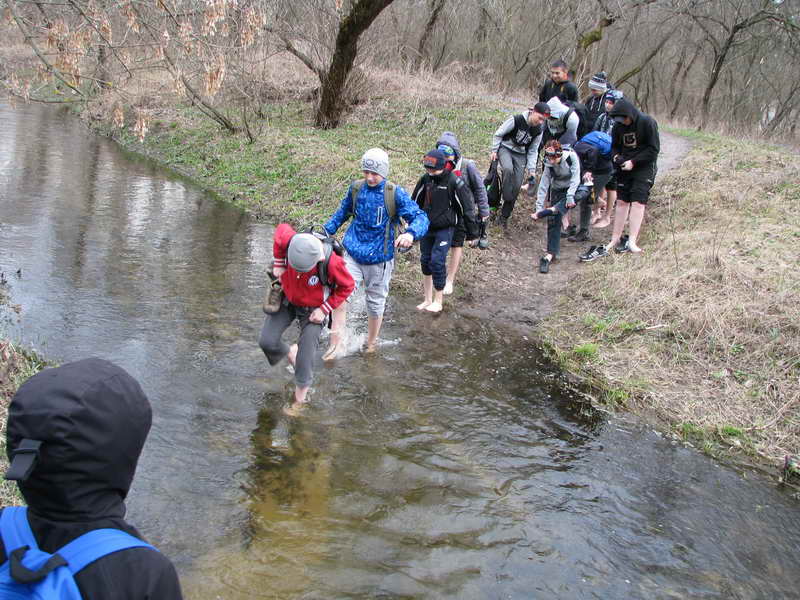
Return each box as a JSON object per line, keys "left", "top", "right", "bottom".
{"left": 542, "top": 134, "right": 800, "bottom": 462}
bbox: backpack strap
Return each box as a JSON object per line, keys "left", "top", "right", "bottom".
{"left": 349, "top": 179, "right": 364, "bottom": 218}
{"left": 0, "top": 506, "right": 38, "bottom": 556}
{"left": 317, "top": 241, "right": 333, "bottom": 289}
{"left": 383, "top": 182, "right": 396, "bottom": 256}
{"left": 57, "top": 529, "right": 156, "bottom": 575}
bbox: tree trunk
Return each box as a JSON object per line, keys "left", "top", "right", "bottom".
{"left": 415, "top": 0, "right": 446, "bottom": 69}
{"left": 315, "top": 0, "right": 396, "bottom": 129}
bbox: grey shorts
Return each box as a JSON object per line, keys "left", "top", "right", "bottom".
{"left": 344, "top": 252, "right": 394, "bottom": 317}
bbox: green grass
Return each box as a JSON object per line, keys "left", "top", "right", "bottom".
{"left": 572, "top": 342, "right": 599, "bottom": 359}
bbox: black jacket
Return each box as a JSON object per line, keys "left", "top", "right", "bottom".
{"left": 583, "top": 94, "right": 606, "bottom": 126}
{"left": 574, "top": 140, "right": 612, "bottom": 174}
{"left": 539, "top": 79, "right": 578, "bottom": 103}
{"left": 609, "top": 98, "right": 660, "bottom": 171}
{"left": 2, "top": 358, "right": 183, "bottom": 599}
{"left": 412, "top": 170, "right": 478, "bottom": 236}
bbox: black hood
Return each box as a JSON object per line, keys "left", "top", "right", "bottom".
{"left": 5, "top": 358, "right": 152, "bottom": 521}
{"left": 609, "top": 97, "right": 639, "bottom": 122}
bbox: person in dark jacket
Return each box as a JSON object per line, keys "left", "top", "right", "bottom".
{"left": 260, "top": 224, "right": 355, "bottom": 413}
{"left": 571, "top": 133, "right": 614, "bottom": 242}
{"left": 584, "top": 71, "right": 609, "bottom": 125}
{"left": 1, "top": 358, "right": 183, "bottom": 600}
{"left": 580, "top": 98, "right": 660, "bottom": 261}
{"left": 435, "top": 131, "right": 489, "bottom": 296}
{"left": 592, "top": 89, "right": 624, "bottom": 228}
{"left": 411, "top": 149, "right": 478, "bottom": 312}
{"left": 538, "top": 60, "right": 579, "bottom": 103}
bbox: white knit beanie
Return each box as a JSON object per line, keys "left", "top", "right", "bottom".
{"left": 360, "top": 148, "right": 390, "bottom": 179}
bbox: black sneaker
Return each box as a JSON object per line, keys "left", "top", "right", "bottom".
{"left": 579, "top": 245, "right": 608, "bottom": 262}
{"left": 539, "top": 256, "right": 550, "bottom": 273}
{"left": 568, "top": 229, "right": 590, "bottom": 242}
{"left": 478, "top": 233, "right": 489, "bottom": 250}
{"left": 614, "top": 235, "right": 630, "bottom": 253}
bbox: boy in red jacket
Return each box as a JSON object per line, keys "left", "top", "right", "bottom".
{"left": 259, "top": 224, "right": 355, "bottom": 413}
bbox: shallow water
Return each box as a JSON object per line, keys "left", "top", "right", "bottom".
{"left": 1, "top": 102, "right": 798, "bottom": 599}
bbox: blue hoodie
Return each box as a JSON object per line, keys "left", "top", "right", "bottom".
{"left": 324, "top": 179, "right": 429, "bottom": 265}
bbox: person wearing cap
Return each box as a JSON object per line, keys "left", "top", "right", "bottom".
{"left": 584, "top": 71, "right": 609, "bottom": 125}
{"left": 538, "top": 59, "right": 579, "bottom": 104}
{"left": 323, "top": 148, "right": 429, "bottom": 355}
{"left": 490, "top": 102, "right": 549, "bottom": 228}
{"left": 2, "top": 358, "right": 183, "bottom": 599}
{"left": 434, "top": 132, "right": 489, "bottom": 295}
{"left": 530, "top": 140, "right": 581, "bottom": 273}
{"left": 592, "top": 89, "right": 624, "bottom": 228}
{"left": 259, "top": 223, "right": 355, "bottom": 410}
{"left": 411, "top": 149, "right": 479, "bottom": 312}
{"left": 580, "top": 97, "right": 660, "bottom": 261}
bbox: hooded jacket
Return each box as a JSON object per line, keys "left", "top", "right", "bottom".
{"left": 608, "top": 98, "right": 660, "bottom": 171}
{"left": 411, "top": 169, "right": 478, "bottom": 236}
{"left": 536, "top": 149, "right": 581, "bottom": 212}
{"left": 545, "top": 97, "right": 579, "bottom": 148}
{"left": 1, "top": 358, "right": 182, "bottom": 599}
{"left": 436, "top": 131, "right": 489, "bottom": 219}
{"left": 491, "top": 110, "right": 543, "bottom": 171}
{"left": 539, "top": 78, "right": 578, "bottom": 104}
{"left": 324, "top": 179, "right": 429, "bottom": 265}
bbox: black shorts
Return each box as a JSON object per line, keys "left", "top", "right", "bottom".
{"left": 592, "top": 171, "right": 613, "bottom": 195}
{"left": 605, "top": 173, "right": 617, "bottom": 191}
{"left": 616, "top": 164, "right": 657, "bottom": 205}
{"left": 451, "top": 220, "right": 466, "bottom": 248}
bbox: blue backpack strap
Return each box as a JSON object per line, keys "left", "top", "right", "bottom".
{"left": 57, "top": 529, "right": 156, "bottom": 575}
{"left": 0, "top": 506, "right": 38, "bottom": 556}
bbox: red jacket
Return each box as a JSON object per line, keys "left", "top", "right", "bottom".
{"left": 272, "top": 224, "right": 355, "bottom": 314}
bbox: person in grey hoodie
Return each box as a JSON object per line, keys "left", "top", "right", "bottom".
{"left": 435, "top": 131, "right": 489, "bottom": 295}
{"left": 490, "top": 102, "right": 550, "bottom": 228}
{"left": 544, "top": 96, "right": 580, "bottom": 149}
{"left": 531, "top": 140, "right": 581, "bottom": 273}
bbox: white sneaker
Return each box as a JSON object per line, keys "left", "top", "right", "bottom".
{"left": 443, "top": 281, "right": 454, "bottom": 295}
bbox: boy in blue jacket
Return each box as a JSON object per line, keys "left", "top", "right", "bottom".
{"left": 323, "top": 148, "right": 429, "bottom": 357}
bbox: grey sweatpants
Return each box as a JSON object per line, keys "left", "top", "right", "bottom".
{"left": 259, "top": 303, "right": 323, "bottom": 388}
{"left": 498, "top": 146, "right": 527, "bottom": 219}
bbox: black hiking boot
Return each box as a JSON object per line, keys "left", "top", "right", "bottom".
{"left": 561, "top": 224, "right": 577, "bottom": 238}
{"left": 539, "top": 256, "right": 551, "bottom": 274}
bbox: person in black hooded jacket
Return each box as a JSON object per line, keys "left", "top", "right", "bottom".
{"left": 582, "top": 97, "right": 659, "bottom": 259}
{"left": 1, "top": 358, "right": 183, "bottom": 599}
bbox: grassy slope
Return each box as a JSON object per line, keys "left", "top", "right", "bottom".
{"left": 540, "top": 128, "right": 800, "bottom": 462}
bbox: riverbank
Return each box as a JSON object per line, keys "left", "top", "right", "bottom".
{"left": 0, "top": 290, "right": 48, "bottom": 505}
{"left": 36, "top": 63, "right": 800, "bottom": 470}
{"left": 540, "top": 129, "right": 800, "bottom": 465}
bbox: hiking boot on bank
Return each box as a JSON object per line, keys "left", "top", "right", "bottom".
{"left": 539, "top": 256, "right": 551, "bottom": 274}
{"left": 568, "top": 229, "right": 591, "bottom": 242}
{"left": 614, "top": 234, "right": 630, "bottom": 254}
{"left": 579, "top": 245, "right": 609, "bottom": 262}
{"left": 478, "top": 231, "right": 490, "bottom": 250}
{"left": 561, "top": 224, "right": 577, "bottom": 238}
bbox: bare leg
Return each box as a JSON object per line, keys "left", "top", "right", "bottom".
{"left": 426, "top": 289, "right": 444, "bottom": 313}
{"left": 607, "top": 201, "right": 631, "bottom": 250}
{"left": 417, "top": 275, "right": 433, "bottom": 310}
{"left": 444, "top": 246, "right": 463, "bottom": 295}
{"left": 365, "top": 315, "right": 383, "bottom": 353}
{"left": 627, "top": 202, "right": 646, "bottom": 252}
{"left": 322, "top": 303, "right": 346, "bottom": 361}
{"left": 596, "top": 189, "right": 616, "bottom": 228}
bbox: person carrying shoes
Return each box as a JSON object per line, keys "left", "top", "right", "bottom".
{"left": 530, "top": 140, "right": 581, "bottom": 273}
{"left": 259, "top": 224, "right": 355, "bottom": 411}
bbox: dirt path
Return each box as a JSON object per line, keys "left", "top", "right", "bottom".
{"left": 457, "top": 132, "right": 692, "bottom": 329}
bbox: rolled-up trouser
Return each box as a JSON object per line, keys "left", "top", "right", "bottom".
{"left": 498, "top": 146, "right": 527, "bottom": 219}
{"left": 546, "top": 187, "right": 570, "bottom": 257}
{"left": 343, "top": 252, "right": 393, "bottom": 317}
{"left": 259, "top": 302, "right": 323, "bottom": 388}
{"left": 420, "top": 227, "right": 453, "bottom": 291}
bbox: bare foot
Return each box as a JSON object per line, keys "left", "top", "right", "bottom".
{"left": 416, "top": 300, "right": 431, "bottom": 310}
{"left": 364, "top": 343, "right": 378, "bottom": 354}
{"left": 322, "top": 341, "right": 344, "bottom": 362}
{"left": 628, "top": 244, "right": 644, "bottom": 254}
{"left": 425, "top": 301, "right": 443, "bottom": 313}
{"left": 594, "top": 219, "right": 611, "bottom": 228}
